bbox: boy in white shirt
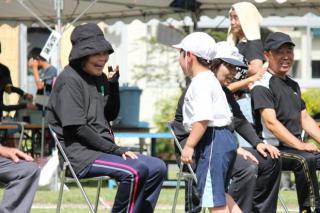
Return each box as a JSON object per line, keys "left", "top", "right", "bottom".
{"left": 173, "top": 32, "right": 241, "bottom": 213}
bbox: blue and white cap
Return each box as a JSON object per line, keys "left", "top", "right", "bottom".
{"left": 214, "top": 41, "right": 247, "bottom": 68}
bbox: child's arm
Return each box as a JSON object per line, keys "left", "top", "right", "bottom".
{"left": 181, "top": 120, "right": 208, "bottom": 164}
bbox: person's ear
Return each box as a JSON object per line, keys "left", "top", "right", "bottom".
{"left": 264, "top": 51, "right": 270, "bottom": 62}
{"left": 186, "top": 51, "right": 192, "bottom": 62}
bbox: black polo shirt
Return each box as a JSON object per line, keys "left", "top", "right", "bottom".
{"left": 236, "top": 39, "right": 264, "bottom": 63}
{"left": 46, "top": 65, "right": 121, "bottom": 174}
{"left": 251, "top": 71, "right": 305, "bottom": 146}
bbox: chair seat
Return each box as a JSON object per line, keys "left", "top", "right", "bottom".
{"left": 64, "top": 175, "right": 110, "bottom": 183}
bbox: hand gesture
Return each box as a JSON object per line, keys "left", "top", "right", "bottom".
{"left": 23, "top": 93, "right": 33, "bottom": 102}
{"left": 26, "top": 103, "right": 37, "bottom": 111}
{"left": 30, "top": 58, "right": 39, "bottom": 70}
{"left": 181, "top": 145, "right": 194, "bottom": 164}
{"left": 237, "top": 147, "right": 258, "bottom": 164}
{"left": 249, "top": 68, "right": 264, "bottom": 83}
{"left": 107, "top": 65, "right": 120, "bottom": 82}
{"left": 122, "top": 151, "right": 138, "bottom": 160}
{"left": 256, "top": 143, "right": 280, "bottom": 159}
{"left": 0, "top": 146, "right": 34, "bottom": 163}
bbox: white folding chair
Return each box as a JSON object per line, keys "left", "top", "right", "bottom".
{"left": 168, "top": 122, "right": 206, "bottom": 213}
{"left": 49, "top": 125, "right": 107, "bottom": 213}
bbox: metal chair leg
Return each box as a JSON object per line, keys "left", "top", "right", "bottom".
{"left": 94, "top": 177, "right": 103, "bottom": 212}
{"left": 72, "top": 172, "right": 95, "bottom": 213}
{"left": 278, "top": 194, "right": 289, "bottom": 213}
{"left": 172, "top": 164, "right": 184, "bottom": 213}
{"left": 56, "top": 164, "right": 67, "bottom": 213}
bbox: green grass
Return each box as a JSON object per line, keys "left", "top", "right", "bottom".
{"left": 1, "top": 179, "right": 300, "bottom": 213}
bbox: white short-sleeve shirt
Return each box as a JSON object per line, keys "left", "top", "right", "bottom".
{"left": 183, "top": 71, "right": 233, "bottom": 132}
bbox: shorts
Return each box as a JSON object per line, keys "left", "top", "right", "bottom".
{"left": 195, "top": 127, "right": 237, "bottom": 208}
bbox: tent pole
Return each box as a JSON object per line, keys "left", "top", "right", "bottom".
{"left": 63, "top": 0, "right": 99, "bottom": 33}
{"left": 17, "top": 0, "right": 54, "bottom": 32}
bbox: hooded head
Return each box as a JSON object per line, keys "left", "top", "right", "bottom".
{"left": 69, "top": 23, "right": 114, "bottom": 62}
{"left": 227, "top": 2, "right": 263, "bottom": 45}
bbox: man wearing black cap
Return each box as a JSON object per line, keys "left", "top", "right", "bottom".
{"left": 251, "top": 32, "right": 320, "bottom": 213}
{"left": 46, "top": 23, "right": 167, "bottom": 213}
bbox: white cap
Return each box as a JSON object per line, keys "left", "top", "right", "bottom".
{"left": 172, "top": 32, "right": 216, "bottom": 61}
{"left": 214, "top": 41, "right": 247, "bottom": 68}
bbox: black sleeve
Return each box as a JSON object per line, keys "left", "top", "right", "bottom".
{"left": 174, "top": 88, "right": 188, "bottom": 123}
{"left": 251, "top": 85, "right": 275, "bottom": 111}
{"left": 63, "top": 125, "right": 128, "bottom": 156}
{"left": 244, "top": 40, "right": 264, "bottom": 63}
{"left": 105, "top": 80, "right": 120, "bottom": 121}
{"left": 7, "top": 85, "right": 25, "bottom": 96}
{"left": 237, "top": 40, "right": 264, "bottom": 63}
{"left": 223, "top": 87, "right": 246, "bottom": 120}
{"left": 296, "top": 84, "right": 306, "bottom": 111}
{"left": 234, "top": 117, "right": 261, "bottom": 147}
{"left": 2, "top": 103, "right": 27, "bottom": 112}
{"left": 223, "top": 87, "right": 261, "bottom": 147}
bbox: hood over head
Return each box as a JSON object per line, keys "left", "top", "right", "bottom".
{"left": 69, "top": 23, "right": 114, "bottom": 62}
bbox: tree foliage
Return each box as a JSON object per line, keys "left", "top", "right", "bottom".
{"left": 302, "top": 88, "right": 320, "bottom": 117}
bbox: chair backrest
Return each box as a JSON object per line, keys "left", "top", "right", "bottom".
{"left": 167, "top": 121, "right": 198, "bottom": 184}
{"left": 48, "top": 125, "right": 79, "bottom": 179}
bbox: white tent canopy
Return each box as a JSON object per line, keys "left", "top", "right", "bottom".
{"left": 1, "top": 0, "right": 320, "bottom": 27}
{"left": 0, "top": 0, "right": 319, "bottom": 88}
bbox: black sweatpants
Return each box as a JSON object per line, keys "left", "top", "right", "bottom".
{"left": 280, "top": 147, "right": 320, "bottom": 210}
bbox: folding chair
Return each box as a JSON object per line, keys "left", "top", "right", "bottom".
{"left": 168, "top": 122, "right": 205, "bottom": 213}
{"left": 49, "top": 125, "right": 106, "bottom": 213}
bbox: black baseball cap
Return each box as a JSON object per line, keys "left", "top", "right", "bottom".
{"left": 264, "top": 32, "right": 295, "bottom": 51}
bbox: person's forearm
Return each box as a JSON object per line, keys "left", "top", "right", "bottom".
{"left": 63, "top": 125, "right": 127, "bottom": 155}
{"left": 302, "top": 114, "right": 320, "bottom": 143}
{"left": 227, "top": 78, "right": 252, "bottom": 92}
{"left": 32, "top": 67, "right": 44, "bottom": 89}
{"left": 105, "top": 81, "right": 120, "bottom": 121}
{"left": 248, "top": 59, "right": 263, "bottom": 76}
{"left": 2, "top": 103, "right": 27, "bottom": 112}
{"left": 265, "top": 119, "right": 303, "bottom": 150}
{"left": 185, "top": 121, "right": 208, "bottom": 148}
{"left": 5, "top": 84, "right": 25, "bottom": 96}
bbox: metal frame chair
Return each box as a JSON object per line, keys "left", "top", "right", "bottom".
{"left": 49, "top": 125, "right": 106, "bottom": 213}
{"left": 168, "top": 122, "right": 205, "bottom": 213}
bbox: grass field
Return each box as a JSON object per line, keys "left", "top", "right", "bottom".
{"left": 1, "top": 179, "right": 300, "bottom": 213}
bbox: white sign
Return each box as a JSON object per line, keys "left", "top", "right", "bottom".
{"left": 40, "top": 31, "right": 61, "bottom": 61}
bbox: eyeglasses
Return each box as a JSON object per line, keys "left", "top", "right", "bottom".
{"left": 222, "top": 62, "right": 236, "bottom": 71}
